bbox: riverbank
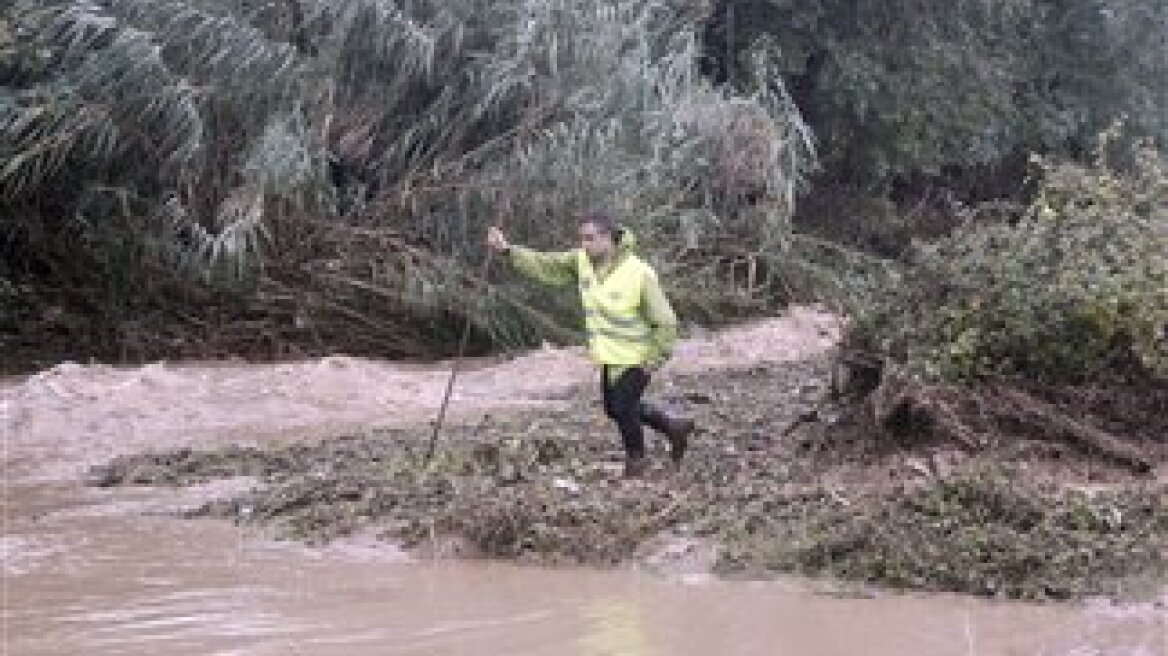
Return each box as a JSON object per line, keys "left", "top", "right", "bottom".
{"left": 86, "top": 355, "right": 1168, "bottom": 602}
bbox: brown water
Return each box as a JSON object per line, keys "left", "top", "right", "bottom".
{"left": 4, "top": 309, "right": 1167, "bottom": 655}
{"left": 7, "top": 482, "right": 1167, "bottom": 656}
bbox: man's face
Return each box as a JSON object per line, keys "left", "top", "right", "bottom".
{"left": 579, "top": 222, "right": 615, "bottom": 259}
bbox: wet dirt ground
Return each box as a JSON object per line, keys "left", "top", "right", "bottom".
{"left": 4, "top": 306, "right": 1167, "bottom": 655}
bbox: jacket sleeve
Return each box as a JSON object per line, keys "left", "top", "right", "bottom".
{"left": 641, "top": 268, "right": 678, "bottom": 364}
{"left": 508, "top": 246, "right": 580, "bottom": 287}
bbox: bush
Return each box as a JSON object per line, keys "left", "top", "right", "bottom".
{"left": 0, "top": 0, "right": 814, "bottom": 365}
{"left": 847, "top": 135, "right": 1168, "bottom": 384}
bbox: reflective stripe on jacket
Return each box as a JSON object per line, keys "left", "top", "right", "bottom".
{"left": 507, "top": 228, "right": 678, "bottom": 366}
{"left": 576, "top": 249, "right": 656, "bottom": 365}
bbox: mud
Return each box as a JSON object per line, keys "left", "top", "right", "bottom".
{"left": 2, "top": 306, "right": 840, "bottom": 483}
{"left": 87, "top": 359, "right": 1168, "bottom": 601}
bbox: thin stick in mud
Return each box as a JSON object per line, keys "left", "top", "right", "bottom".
{"left": 426, "top": 229, "right": 500, "bottom": 462}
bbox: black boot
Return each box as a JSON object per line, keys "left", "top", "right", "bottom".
{"left": 623, "top": 455, "right": 649, "bottom": 479}
{"left": 641, "top": 401, "right": 694, "bottom": 465}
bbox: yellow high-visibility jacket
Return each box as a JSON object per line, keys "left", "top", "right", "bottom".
{"left": 508, "top": 229, "right": 677, "bottom": 369}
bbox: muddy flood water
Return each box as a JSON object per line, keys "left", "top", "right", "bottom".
{"left": 4, "top": 309, "right": 1166, "bottom": 655}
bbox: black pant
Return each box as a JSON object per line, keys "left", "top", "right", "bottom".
{"left": 601, "top": 366, "right": 651, "bottom": 459}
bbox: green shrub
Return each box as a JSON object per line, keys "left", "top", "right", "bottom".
{"left": 848, "top": 136, "right": 1168, "bottom": 384}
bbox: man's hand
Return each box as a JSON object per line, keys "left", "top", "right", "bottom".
{"left": 486, "top": 226, "right": 510, "bottom": 253}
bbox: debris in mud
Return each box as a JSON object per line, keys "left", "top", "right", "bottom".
{"left": 87, "top": 445, "right": 276, "bottom": 487}
{"left": 719, "top": 471, "right": 1168, "bottom": 601}
{"left": 88, "top": 358, "right": 1168, "bottom": 601}
{"left": 861, "top": 367, "right": 1163, "bottom": 473}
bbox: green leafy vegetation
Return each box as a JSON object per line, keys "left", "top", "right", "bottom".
{"left": 0, "top": 0, "right": 811, "bottom": 369}
{"left": 848, "top": 132, "right": 1168, "bottom": 384}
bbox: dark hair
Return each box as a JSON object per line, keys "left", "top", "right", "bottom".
{"left": 578, "top": 209, "right": 622, "bottom": 240}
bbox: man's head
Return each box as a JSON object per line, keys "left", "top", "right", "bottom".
{"left": 578, "top": 210, "right": 621, "bottom": 260}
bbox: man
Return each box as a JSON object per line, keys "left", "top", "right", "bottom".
{"left": 486, "top": 210, "right": 694, "bottom": 478}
